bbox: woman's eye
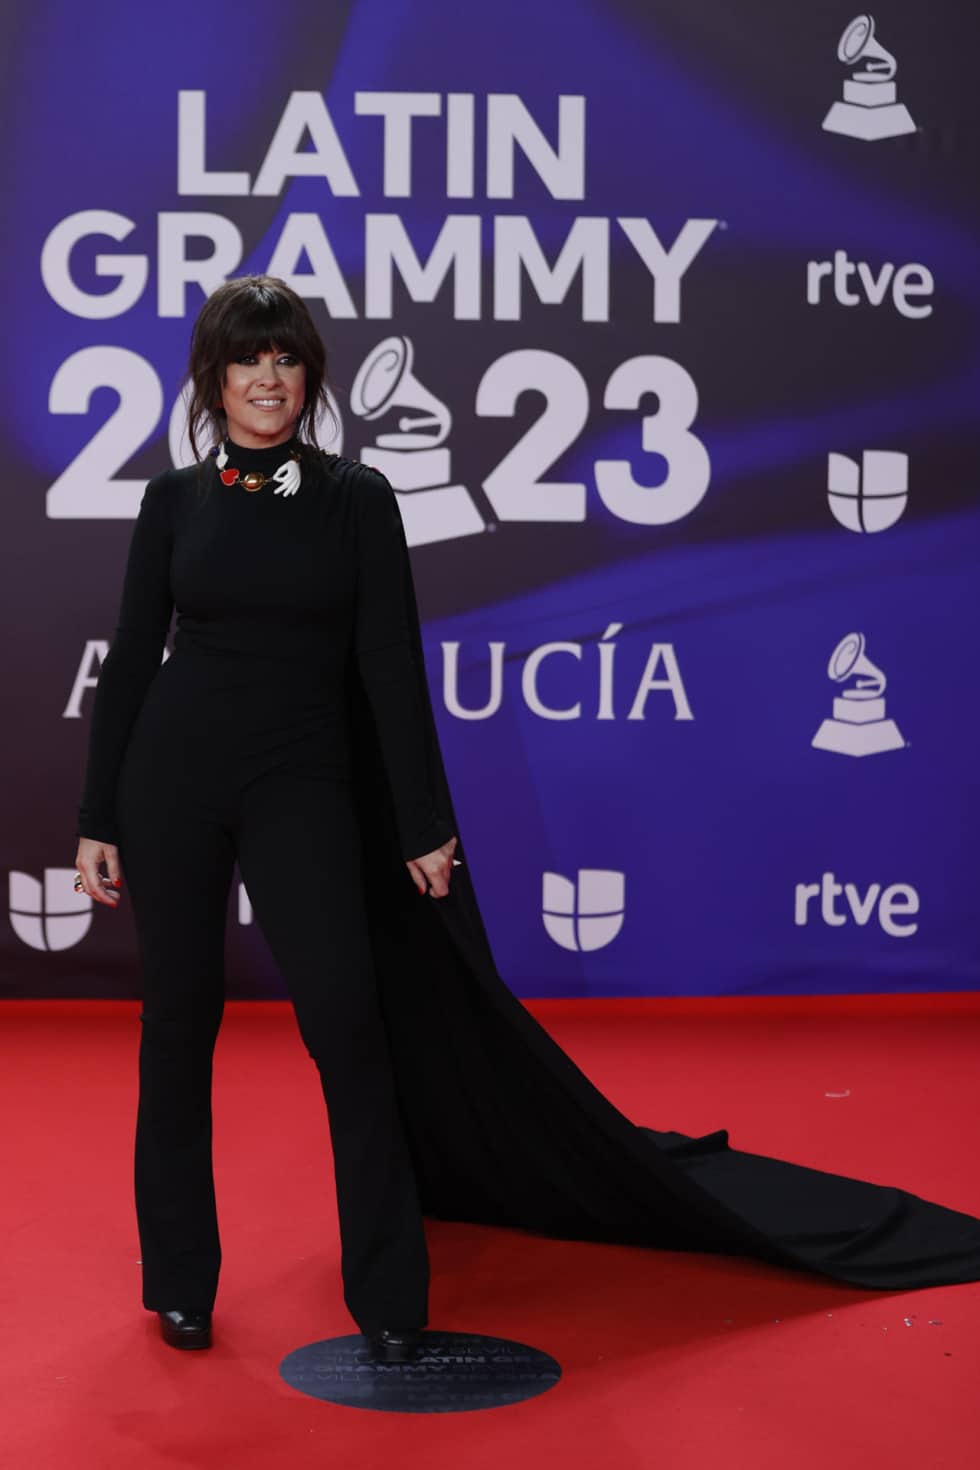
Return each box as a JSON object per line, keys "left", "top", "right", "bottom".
{"left": 236, "top": 354, "right": 297, "bottom": 366}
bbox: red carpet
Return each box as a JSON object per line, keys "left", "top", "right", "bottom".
{"left": 2, "top": 995, "right": 978, "bottom": 1468}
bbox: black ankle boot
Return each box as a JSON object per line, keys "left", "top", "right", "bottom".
{"left": 367, "top": 1327, "right": 422, "bottom": 1364}
{"left": 157, "top": 1308, "right": 212, "bottom": 1350}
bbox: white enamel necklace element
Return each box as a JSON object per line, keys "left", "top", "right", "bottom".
{"left": 214, "top": 441, "right": 303, "bottom": 496}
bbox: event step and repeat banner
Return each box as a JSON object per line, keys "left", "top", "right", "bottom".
{"left": 3, "top": 2, "right": 977, "bottom": 998}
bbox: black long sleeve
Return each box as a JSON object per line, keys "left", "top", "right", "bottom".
{"left": 76, "top": 473, "right": 174, "bottom": 845}
{"left": 352, "top": 468, "right": 456, "bottom": 861}
{"left": 76, "top": 454, "right": 453, "bottom": 863}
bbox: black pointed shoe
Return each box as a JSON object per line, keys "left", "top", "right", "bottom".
{"left": 367, "top": 1327, "right": 422, "bottom": 1364}
{"left": 157, "top": 1308, "right": 212, "bottom": 1350}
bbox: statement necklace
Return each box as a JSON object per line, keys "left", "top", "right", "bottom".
{"left": 210, "top": 440, "right": 302, "bottom": 496}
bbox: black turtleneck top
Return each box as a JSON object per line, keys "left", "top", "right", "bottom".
{"left": 75, "top": 434, "right": 455, "bottom": 862}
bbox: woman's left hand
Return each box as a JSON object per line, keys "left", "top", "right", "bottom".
{"left": 406, "top": 835, "right": 458, "bottom": 898}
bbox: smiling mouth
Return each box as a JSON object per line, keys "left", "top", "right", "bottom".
{"left": 250, "top": 398, "right": 286, "bottom": 408}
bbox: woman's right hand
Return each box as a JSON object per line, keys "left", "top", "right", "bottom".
{"left": 75, "top": 836, "right": 123, "bottom": 908}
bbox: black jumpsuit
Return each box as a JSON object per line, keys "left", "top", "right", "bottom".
{"left": 76, "top": 434, "right": 455, "bottom": 1336}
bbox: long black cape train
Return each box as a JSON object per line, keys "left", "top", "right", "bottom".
{"left": 340, "top": 459, "right": 980, "bottom": 1294}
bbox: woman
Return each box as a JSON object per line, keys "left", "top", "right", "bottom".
{"left": 76, "top": 274, "right": 980, "bottom": 1364}
{"left": 74, "top": 274, "right": 456, "bottom": 1362}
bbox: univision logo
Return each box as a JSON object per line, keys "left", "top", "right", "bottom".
{"left": 542, "top": 869, "right": 625, "bottom": 952}
{"left": 827, "top": 450, "right": 908, "bottom": 532}
{"left": 9, "top": 868, "right": 94, "bottom": 950}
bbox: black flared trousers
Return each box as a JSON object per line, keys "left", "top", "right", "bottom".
{"left": 115, "top": 761, "right": 430, "bottom": 1337}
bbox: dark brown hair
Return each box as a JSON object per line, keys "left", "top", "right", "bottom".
{"left": 182, "top": 274, "right": 338, "bottom": 476}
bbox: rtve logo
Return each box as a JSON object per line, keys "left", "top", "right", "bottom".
{"left": 806, "top": 251, "right": 933, "bottom": 318}
{"left": 794, "top": 873, "right": 919, "bottom": 937}
{"left": 542, "top": 868, "right": 625, "bottom": 952}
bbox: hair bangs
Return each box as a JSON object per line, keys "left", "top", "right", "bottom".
{"left": 218, "top": 294, "right": 307, "bottom": 362}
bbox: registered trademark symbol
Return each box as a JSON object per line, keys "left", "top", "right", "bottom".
{"left": 718, "top": 220, "right": 728, "bottom": 230}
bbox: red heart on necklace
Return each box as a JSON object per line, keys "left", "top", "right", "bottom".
{"left": 219, "top": 468, "right": 240, "bottom": 485}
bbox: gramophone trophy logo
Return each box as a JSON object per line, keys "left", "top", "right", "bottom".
{"left": 822, "top": 14, "right": 916, "bottom": 141}
{"left": 812, "top": 633, "right": 905, "bottom": 756}
{"left": 350, "top": 336, "right": 485, "bottom": 548}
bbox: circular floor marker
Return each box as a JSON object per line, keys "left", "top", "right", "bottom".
{"left": 280, "top": 1330, "right": 562, "bottom": 1413}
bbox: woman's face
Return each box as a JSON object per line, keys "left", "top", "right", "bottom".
{"left": 219, "top": 345, "right": 306, "bottom": 448}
